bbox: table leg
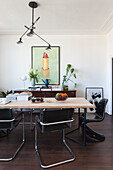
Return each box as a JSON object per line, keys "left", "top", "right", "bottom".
{"left": 78, "top": 108, "right": 80, "bottom": 128}
{"left": 65, "top": 108, "right": 86, "bottom": 146}
{"left": 66, "top": 108, "right": 80, "bottom": 136}
{"left": 83, "top": 108, "right": 86, "bottom": 146}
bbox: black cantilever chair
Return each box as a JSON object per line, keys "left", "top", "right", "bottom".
{"left": 0, "top": 109, "right": 25, "bottom": 161}
{"left": 80, "top": 98, "right": 108, "bottom": 142}
{"left": 35, "top": 108, "right": 75, "bottom": 169}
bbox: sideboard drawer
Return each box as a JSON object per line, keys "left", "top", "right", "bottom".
{"left": 68, "top": 92, "right": 76, "bottom": 97}
{"left": 14, "top": 90, "right": 76, "bottom": 98}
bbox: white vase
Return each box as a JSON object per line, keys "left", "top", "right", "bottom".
{"left": 31, "top": 78, "right": 35, "bottom": 86}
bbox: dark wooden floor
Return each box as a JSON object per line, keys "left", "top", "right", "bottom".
{"left": 0, "top": 113, "right": 113, "bottom": 170}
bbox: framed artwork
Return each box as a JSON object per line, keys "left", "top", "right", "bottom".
{"left": 31, "top": 46, "right": 60, "bottom": 85}
{"left": 85, "top": 87, "right": 104, "bottom": 112}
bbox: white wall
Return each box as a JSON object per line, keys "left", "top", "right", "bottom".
{"left": 0, "top": 34, "right": 109, "bottom": 112}
{"left": 106, "top": 29, "right": 113, "bottom": 115}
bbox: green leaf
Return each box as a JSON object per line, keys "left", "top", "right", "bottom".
{"left": 1, "top": 92, "right": 6, "bottom": 97}
{"left": 66, "top": 64, "right": 72, "bottom": 76}
{"left": 74, "top": 73, "right": 76, "bottom": 79}
{"left": 63, "top": 75, "right": 66, "bottom": 81}
{"left": 35, "top": 77, "right": 38, "bottom": 83}
{"left": 67, "top": 64, "right": 71, "bottom": 69}
{"left": 71, "top": 68, "right": 74, "bottom": 73}
{"left": 74, "top": 83, "right": 77, "bottom": 88}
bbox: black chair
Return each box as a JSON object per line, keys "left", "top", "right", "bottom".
{"left": 35, "top": 108, "right": 75, "bottom": 169}
{"left": 0, "top": 109, "right": 25, "bottom": 161}
{"left": 80, "top": 98, "right": 108, "bottom": 142}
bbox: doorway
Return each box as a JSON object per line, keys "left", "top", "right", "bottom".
{"left": 112, "top": 58, "right": 113, "bottom": 115}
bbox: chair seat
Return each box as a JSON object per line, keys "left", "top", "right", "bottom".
{"left": 80, "top": 112, "right": 102, "bottom": 124}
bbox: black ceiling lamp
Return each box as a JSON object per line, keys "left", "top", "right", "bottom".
{"left": 26, "top": 29, "right": 34, "bottom": 37}
{"left": 17, "top": 1, "right": 51, "bottom": 50}
{"left": 17, "top": 38, "right": 23, "bottom": 44}
{"left": 46, "top": 44, "right": 51, "bottom": 50}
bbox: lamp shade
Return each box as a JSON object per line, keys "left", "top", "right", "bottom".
{"left": 46, "top": 44, "right": 51, "bottom": 50}
{"left": 26, "top": 29, "right": 34, "bottom": 37}
{"left": 17, "top": 38, "right": 23, "bottom": 44}
{"left": 20, "top": 75, "right": 27, "bottom": 81}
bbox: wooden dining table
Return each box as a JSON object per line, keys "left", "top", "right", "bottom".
{"left": 0, "top": 97, "right": 95, "bottom": 146}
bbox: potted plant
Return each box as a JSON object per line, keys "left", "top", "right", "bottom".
{"left": 62, "top": 64, "right": 76, "bottom": 90}
{"left": 28, "top": 68, "right": 39, "bottom": 86}
{"left": 0, "top": 90, "right": 13, "bottom": 97}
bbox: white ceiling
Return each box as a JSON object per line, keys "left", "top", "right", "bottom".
{"left": 1, "top": 0, "right": 113, "bottom": 35}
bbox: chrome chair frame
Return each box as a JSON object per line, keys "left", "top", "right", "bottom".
{"left": 35, "top": 109, "right": 75, "bottom": 169}
{"left": 0, "top": 112, "right": 25, "bottom": 161}
{"left": 30, "top": 109, "right": 40, "bottom": 130}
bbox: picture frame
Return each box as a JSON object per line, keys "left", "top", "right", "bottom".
{"left": 31, "top": 46, "right": 60, "bottom": 85}
{"left": 85, "top": 87, "right": 104, "bottom": 112}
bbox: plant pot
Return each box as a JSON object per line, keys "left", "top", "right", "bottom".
{"left": 63, "top": 85, "right": 68, "bottom": 91}
{"left": 62, "top": 82, "right": 68, "bottom": 91}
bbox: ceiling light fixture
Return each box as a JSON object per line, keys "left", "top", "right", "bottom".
{"left": 17, "top": 38, "right": 23, "bottom": 44}
{"left": 17, "top": 1, "right": 51, "bottom": 50}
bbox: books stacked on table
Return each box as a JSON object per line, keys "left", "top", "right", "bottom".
{"left": 28, "top": 86, "right": 40, "bottom": 90}
{"left": 6, "top": 92, "right": 32, "bottom": 102}
{"left": 6, "top": 93, "right": 18, "bottom": 102}
{"left": 40, "top": 86, "right": 52, "bottom": 91}
{"left": 17, "top": 92, "right": 32, "bottom": 101}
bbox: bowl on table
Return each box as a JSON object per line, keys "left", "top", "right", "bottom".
{"left": 55, "top": 93, "right": 68, "bottom": 101}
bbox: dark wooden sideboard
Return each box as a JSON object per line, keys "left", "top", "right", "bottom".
{"left": 14, "top": 90, "right": 76, "bottom": 98}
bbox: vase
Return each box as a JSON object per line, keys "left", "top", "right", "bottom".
{"left": 63, "top": 82, "right": 68, "bottom": 91}
{"left": 31, "top": 78, "right": 35, "bottom": 86}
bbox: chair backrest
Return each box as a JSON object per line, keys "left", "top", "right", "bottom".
{"left": 42, "top": 108, "right": 74, "bottom": 124}
{"left": 96, "top": 99, "right": 108, "bottom": 118}
{"left": 0, "top": 109, "right": 13, "bottom": 120}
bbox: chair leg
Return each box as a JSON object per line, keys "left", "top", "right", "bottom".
{"left": 30, "top": 110, "right": 34, "bottom": 131}
{"left": 62, "top": 129, "right": 75, "bottom": 161}
{"left": 35, "top": 121, "right": 75, "bottom": 169}
{"left": 0, "top": 114, "right": 25, "bottom": 161}
{"left": 30, "top": 110, "right": 40, "bottom": 131}
{"left": 81, "top": 124, "right": 105, "bottom": 142}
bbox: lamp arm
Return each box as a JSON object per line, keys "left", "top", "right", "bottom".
{"left": 20, "top": 29, "right": 29, "bottom": 39}
{"left": 34, "top": 32, "right": 50, "bottom": 45}
{"left": 20, "top": 17, "right": 40, "bottom": 38}
{"left": 32, "top": 17, "right": 40, "bottom": 26}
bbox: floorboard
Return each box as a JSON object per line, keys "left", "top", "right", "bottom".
{"left": 0, "top": 113, "right": 113, "bottom": 170}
